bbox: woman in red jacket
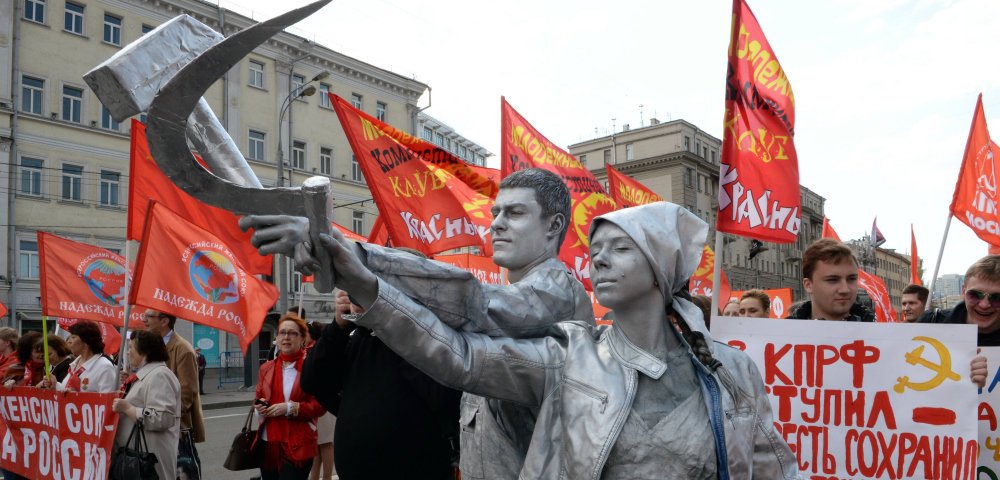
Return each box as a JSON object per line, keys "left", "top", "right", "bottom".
{"left": 254, "top": 314, "right": 325, "bottom": 480}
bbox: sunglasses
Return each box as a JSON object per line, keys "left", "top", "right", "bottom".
{"left": 965, "top": 289, "right": 1000, "bottom": 308}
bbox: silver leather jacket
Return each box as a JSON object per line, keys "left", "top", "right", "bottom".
{"left": 354, "top": 278, "right": 802, "bottom": 480}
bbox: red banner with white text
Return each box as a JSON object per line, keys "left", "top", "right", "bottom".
{"left": 0, "top": 388, "right": 119, "bottom": 480}
{"left": 330, "top": 94, "right": 499, "bottom": 257}
{"left": 128, "top": 120, "right": 272, "bottom": 275}
{"left": 858, "top": 269, "right": 899, "bottom": 323}
{"left": 129, "top": 202, "right": 277, "bottom": 352}
{"left": 950, "top": 95, "right": 1000, "bottom": 246}
{"left": 500, "top": 98, "right": 616, "bottom": 289}
{"left": 717, "top": 0, "right": 800, "bottom": 243}
{"left": 605, "top": 164, "right": 663, "bottom": 208}
{"left": 38, "top": 232, "right": 129, "bottom": 327}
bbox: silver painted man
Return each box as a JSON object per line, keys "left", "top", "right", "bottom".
{"left": 241, "top": 168, "right": 594, "bottom": 479}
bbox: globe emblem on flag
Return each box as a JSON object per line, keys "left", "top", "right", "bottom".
{"left": 83, "top": 259, "right": 127, "bottom": 307}
{"left": 188, "top": 250, "right": 239, "bottom": 305}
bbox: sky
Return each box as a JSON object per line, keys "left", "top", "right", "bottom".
{"left": 223, "top": 0, "right": 1000, "bottom": 279}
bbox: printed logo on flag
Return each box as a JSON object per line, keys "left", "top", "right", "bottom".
{"left": 80, "top": 256, "right": 127, "bottom": 307}
{"left": 185, "top": 245, "right": 242, "bottom": 305}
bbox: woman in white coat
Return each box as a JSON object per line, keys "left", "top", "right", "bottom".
{"left": 112, "top": 329, "right": 182, "bottom": 480}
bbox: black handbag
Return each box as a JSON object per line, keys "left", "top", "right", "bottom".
{"left": 110, "top": 419, "right": 159, "bottom": 479}
{"left": 223, "top": 407, "right": 261, "bottom": 471}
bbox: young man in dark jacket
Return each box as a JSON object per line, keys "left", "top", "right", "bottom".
{"left": 787, "top": 239, "right": 875, "bottom": 321}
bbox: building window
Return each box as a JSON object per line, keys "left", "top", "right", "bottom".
{"left": 376, "top": 102, "right": 387, "bottom": 121}
{"left": 711, "top": 150, "right": 717, "bottom": 164}
{"left": 248, "top": 130, "right": 265, "bottom": 161}
{"left": 422, "top": 126, "right": 433, "bottom": 142}
{"left": 697, "top": 174, "right": 704, "bottom": 193}
{"left": 103, "top": 14, "right": 122, "bottom": 45}
{"left": 460, "top": 145, "right": 468, "bottom": 160}
{"left": 703, "top": 146, "right": 708, "bottom": 158}
{"left": 21, "top": 76, "right": 43, "bottom": 115}
{"left": 141, "top": 24, "right": 154, "bottom": 35}
{"left": 24, "top": 0, "right": 45, "bottom": 23}
{"left": 351, "top": 155, "right": 363, "bottom": 182}
{"left": 64, "top": 2, "right": 83, "bottom": 34}
{"left": 19, "top": 157, "right": 43, "bottom": 196}
{"left": 350, "top": 93, "right": 362, "bottom": 109}
{"left": 319, "top": 83, "right": 331, "bottom": 108}
{"left": 579, "top": 154, "right": 586, "bottom": 166}
{"left": 100, "top": 106, "right": 119, "bottom": 131}
{"left": 625, "top": 143, "right": 634, "bottom": 161}
{"left": 62, "top": 86, "right": 83, "bottom": 123}
{"left": 434, "top": 132, "right": 444, "bottom": 147}
{"left": 19, "top": 240, "right": 39, "bottom": 279}
{"left": 685, "top": 168, "right": 693, "bottom": 188}
{"left": 100, "top": 170, "right": 120, "bottom": 206}
{"left": 291, "top": 140, "right": 306, "bottom": 170}
{"left": 248, "top": 60, "right": 264, "bottom": 88}
{"left": 61, "top": 164, "right": 83, "bottom": 201}
{"left": 684, "top": 136, "right": 691, "bottom": 152}
{"left": 696, "top": 140, "right": 701, "bottom": 156}
{"left": 603, "top": 149, "right": 611, "bottom": 164}
{"left": 352, "top": 210, "right": 364, "bottom": 233}
{"left": 319, "top": 147, "right": 332, "bottom": 175}
{"left": 291, "top": 74, "right": 305, "bottom": 97}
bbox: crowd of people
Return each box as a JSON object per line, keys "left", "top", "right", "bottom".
{"left": 0, "top": 167, "right": 996, "bottom": 479}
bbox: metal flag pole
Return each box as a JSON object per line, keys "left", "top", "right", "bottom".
{"left": 709, "top": 233, "right": 725, "bottom": 322}
{"left": 117, "top": 240, "right": 135, "bottom": 372}
{"left": 925, "top": 215, "right": 953, "bottom": 312}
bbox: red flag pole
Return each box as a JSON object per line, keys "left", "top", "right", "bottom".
{"left": 710, "top": 233, "right": 725, "bottom": 320}
{"left": 925, "top": 215, "right": 952, "bottom": 311}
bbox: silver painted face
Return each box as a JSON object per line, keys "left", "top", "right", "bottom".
{"left": 588, "top": 223, "right": 657, "bottom": 311}
{"left": 490, "top": 188, "right": 554, "bottom": 272}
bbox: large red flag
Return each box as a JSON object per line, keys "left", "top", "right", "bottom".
{"left": 689, "top": 245, "right": 732, "bottom": 305}
{"left": 910, "top": 224, "right": 921, "bottom": 286}
{"left": 38, "top": 232, "right": 129, "bottom": 327}
{"left": 55, "top": 317, "right": 121, "bottom": 356}
{"left": 821, "top": 216, "right": 841, "bottom": 241}
{"left": 330, "top": 94, "right": 499, "bottom": 257}
{"left": 128, "top": 120, "right": 272, "bottom": 275}
{"left": 858, "top": 270, "right": 899, "bottom": 323}
{"left": 605, "top": 163, "right": 663, "bottom": 208}
{"left": 727, "top": 288, "right": 793, "bottom": 318}
{"left": 129, "top": 202, "right": 278, "bottom": 352}
{"left": 500, "top": 98, "right": 616, "bottom": 289}
{"left": 950, "top": 95, "right": 1000, "bottom": 246}
{"left": 717, "top": 0, "right": 799, "bottom": 243}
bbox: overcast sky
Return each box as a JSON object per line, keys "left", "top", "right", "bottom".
{"left": 224, "top": 0, "right": 1000, "bottom": 279}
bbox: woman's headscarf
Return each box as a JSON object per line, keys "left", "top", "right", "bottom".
{"left": 589, "top": 201, "right": 713, "bottom": 352}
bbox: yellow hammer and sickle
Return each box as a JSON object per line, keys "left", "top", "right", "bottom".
{"left": 893, "top": 336, "right": 961, "bottom": 393}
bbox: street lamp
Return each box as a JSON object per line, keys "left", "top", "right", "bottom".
{"left": 274, "top": 69, "right": 328, "bottom": 312}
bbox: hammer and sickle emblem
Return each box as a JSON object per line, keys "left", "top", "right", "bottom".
{"left": 893, "top": 336, "right": 961, "bottom": 393}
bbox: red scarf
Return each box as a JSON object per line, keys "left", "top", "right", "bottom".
{"left": 21, "top": 361, "right": 41, "bottom": 387}
{"left": 64, "top": 357, "right": 89, "bottom": 392}
{"left": 263, "top": 350, "right": 306, "bottom": 469}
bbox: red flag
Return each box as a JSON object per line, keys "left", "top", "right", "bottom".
{"left": 950, "top": 95, "right": 1000, "bottom": 246}
{"left": 500, "top": 98, "right": 616, "bottom": 289}
{"left": 870, "top": 218, "right": 886, "bottom": 247}
{"left": 990, "top": 244, "right": 1000, "bottom": 255}
{"left": 38, "top": 232, "right": 129, "bottom": 327}
{"left": 605, "top": 163, "right": 663, "bottom": 208}
{"left": 329, "top": 95, "right": 498, "bottom": 257}
{"left": 821, "top": 217, "right": 841, "bottom": 241}
{"left": 129, "top": 202, "right": 278, "bottom": 352}
{"left": 689, "top": 245, "right": 732, "bottom": 304}
{"left": 910, "top": 225, "right": 921, "bottom": 286}
{"left": 128, "top": 120, "right": 272, "bottom": 275}
{"left": 0, "top": 302, "right": 6, "bottom": 319}
{"left": 334, "top": 221, "right": 368, "bottom": 243}
{"left": 717, "top": 0, "right": 799, "bottom": 243}
{"left": 858, "top": 270, "right": 899, "bottom": 323}
{"left": 434, "top": 253, "right": 506, "bottom": 285}
{"left": 368, "top": 215, "right": 390, "bottom": 247}
{"left": 55, "top": 317, "right": 121, "bottom": 356}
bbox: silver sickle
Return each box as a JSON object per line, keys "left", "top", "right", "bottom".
{"left": 138, "top": 1, "right": 336, "bottom": 292}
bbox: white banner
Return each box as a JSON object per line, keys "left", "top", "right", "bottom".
{"left": 978, "top": 347, "right": 1000, "bottom": 479}
{"left": 712, "top": 317, "right": 979, "bottom": 480}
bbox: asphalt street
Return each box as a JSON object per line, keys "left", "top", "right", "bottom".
{"left": 202, "top": 405, "right": 260, "bottom": 480}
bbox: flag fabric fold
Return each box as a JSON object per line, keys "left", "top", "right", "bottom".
{"left": 870, "top": 218, "right": 886, "bottom": 248}
{"left": 129, "top": 202, "right": 277, "bottom": 352}
{"left": 910, "top": 225, "right": 921, "bottom": 286}
{"left": 858, "top": 270, "right": 899, "bottom": 323}
{"left": 950, "top": 94, "right": 1000, "bottom": 246}
{"left": 605, "top": 164, "right": 663, "bottom": 208}
{"left": 38, "top": 232, "right": 129, "bottom": 327}
{"left": 329, "top": 94, "right": 499, "bottom": 257}
{"left": 821, "top": 217, "right": 841, "bottom": 241}
{"left": 500, "top": 97, "right": 616, "bottom": 289}
{"left": 689, "top": 245, "right": 732, "bottom": 305}
{"left": 716, "top": 0, "right": 800, "bottom": 244}
{"left": 128, "top": 120, "right": 272, "bottom": 275}
{"left": 55, "top": 317, "right": 121, "bottom": 356}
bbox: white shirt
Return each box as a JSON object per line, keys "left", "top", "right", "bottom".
{"left": 57, "top": 353, "right": 118, "bottom": 393}
{"left": 261, "top": 362, "right": 298, "bottom": 441}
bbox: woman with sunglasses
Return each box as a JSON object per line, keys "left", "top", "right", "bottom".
{"left": 254, "top": 314, "right": 325, "bottom": 480}
{"left": 318, "top": 202, "right": 799, "bottom": 479}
